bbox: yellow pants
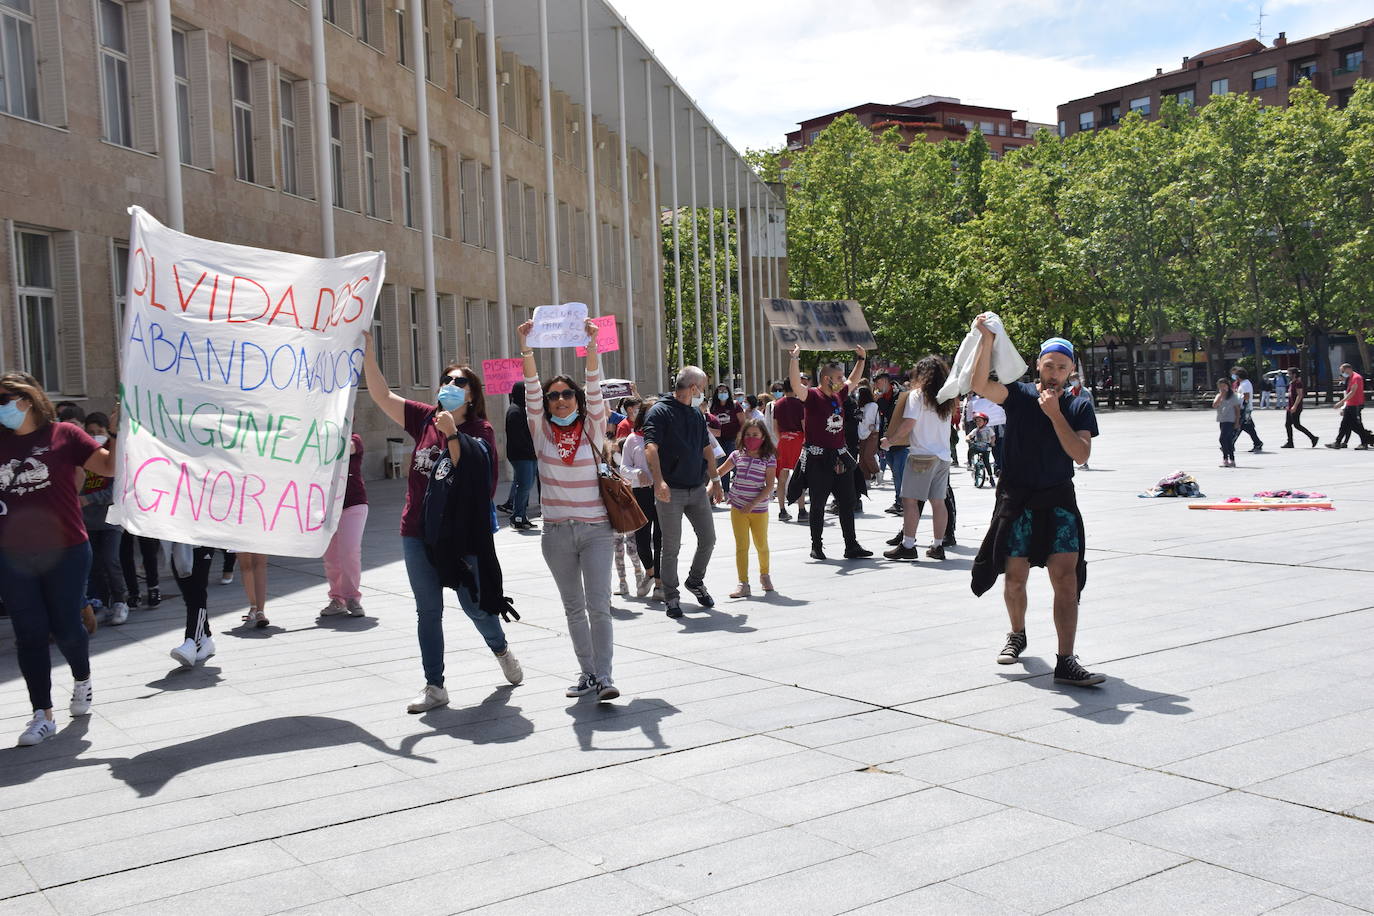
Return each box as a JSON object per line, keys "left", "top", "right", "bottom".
{"left": 730, "top": 507, "right": 771, "bottom": 581}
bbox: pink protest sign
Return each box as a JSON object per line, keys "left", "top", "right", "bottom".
{"left": 482, "top": 357, "right": 526, "bottom": 395}
{"left": 575, "top": 315, "right": 619, "bottom": 357}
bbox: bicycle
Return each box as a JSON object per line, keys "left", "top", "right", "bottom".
{"left": 970, "top": 443, "right": 996, "bottom": 489}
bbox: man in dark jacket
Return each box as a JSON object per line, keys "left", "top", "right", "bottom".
{"left": 501, "top": 382, "right": 539, "bottom": 529}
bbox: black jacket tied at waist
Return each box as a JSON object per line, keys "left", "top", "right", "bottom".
{"left": 421, "top": 433, "right": 520, "bottom": 621}
{"left": 971, "top": 480, "right": 1087, "bottom": 598}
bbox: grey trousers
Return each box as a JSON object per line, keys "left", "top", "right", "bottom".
{"left": 541, "top": 520, "right": 616, "bottom": 684}
{"left": 657, "top": 485, "right": 716, "bottom": 603}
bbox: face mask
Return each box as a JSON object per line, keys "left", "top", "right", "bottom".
{"left": 549, "top": 410, "right": 579, "bottom": 427}
{"left": 771, "top": 389, "right": 783, "bottom": 396}
{"left": 0, "top": 402, "right": 26, "bottom": 431}
{"left": 743, "top": 435, "right": 764, "bottom": 451}
{"left": 717, "top": 392, "right": 728, "bottom": 401}
{"left": 437, "top": 386, "right": 467, "bottom": 411}
{"left": 91, "top": 434, "right": 109, "bottom": 447}
{"left": 690, "top": 393, "right": 704, "bottom": 408}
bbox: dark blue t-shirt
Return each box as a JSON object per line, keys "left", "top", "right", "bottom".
{"left": 999, "top": 382, "right": 1098, "bottom": 489}
{"left": 642, "top": 397, "right": 710, "bottom": 489}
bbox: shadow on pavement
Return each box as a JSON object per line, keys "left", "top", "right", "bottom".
{"left": 673, "top": 606, "right": 756, "bottom": 634}
{"left": 998, "top": 657, "right": 1192, "bottom": 725}
{"left": 565, "top": 697, "right": 681, "bottom": 751}
{"left": 399, "top": 686, "right": 535, "bottom": 753}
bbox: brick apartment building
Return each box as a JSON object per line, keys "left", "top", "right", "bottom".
{"left": 1058, "top": 17, "right": 1372, "bottom": 136}
{"left": 0, "top": 0, "right": 778, "bottom": 477}
{"left": 786, "top": 96, "right": 1053, "bottom": 159}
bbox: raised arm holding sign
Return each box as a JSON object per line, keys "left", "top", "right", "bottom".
{"left": 764, "top": 299, "right": 877, "bottom": 351}
{"left": 526, "top": 302, "right": 590, "bottom": 348}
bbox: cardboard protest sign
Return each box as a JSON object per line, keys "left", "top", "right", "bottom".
{"left": 482, "top": 358, "right": 526, "bottom": 395}
{"left": 113, "top": 206, "right": 384, "bottom": 558}
{"left": 575, "top": 315, "right": 619, "bottom": 357}
{"left": 600, "top": 378, "right": 634, "bottom": 399}
{"left": 764, "top": 299, "right": 877, "bottom": 351}
{"left": 526, "top": 302, "right": 589, "bottom": 348}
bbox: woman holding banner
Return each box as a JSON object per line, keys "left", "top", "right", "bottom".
{"left": 360, "top": 333, "right": 524, "bottom": 714}
{"left": 0, "top": 371, "right": 119, "bottom": 746}
{"left": 517, "top": 317, "right": 620, "bottom": 703}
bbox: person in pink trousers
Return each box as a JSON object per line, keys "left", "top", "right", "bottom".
{"left": 320, "top": 433, "right": 369, "bottom": 616}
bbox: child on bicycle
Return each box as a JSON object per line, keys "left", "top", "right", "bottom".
{"left": 965, "top": 413, "right": 997, "bottom": 486}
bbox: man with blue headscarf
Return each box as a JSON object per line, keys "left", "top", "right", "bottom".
{"left": 965, "top": 316, "right": 1106, "bottom": 687}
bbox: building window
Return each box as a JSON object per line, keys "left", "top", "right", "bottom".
{"left": 395, "top": 7, "right": 406, "bottom": 67}
{"left": 1169, "top": 87, "right": 1195, "bottom": 106}
{"left": 557, "top": 200, "right": 571, "bottom": 272}
{"left": 1102, "top": 103, "right": 1120, "bottom": 125}
{"left": 1128, "top": 96, "right": 1150, "bottom": 116}
{"left": 459, "top": 156, "right": 480, "bottom": 244}
{"left": 1057, "top": 120, "right": 1065, "bottom": 138}
{"left": 1078, "top": 111, "right": 1094, "bottom": 130}
{"left": 1210, "top": 77, "right": 1229, "bottom": 96}
{"left": 1337, "top": 46, "right": 1364, "bottom": 74}
{"left": 1252, "top": 66, "right": 1277, "bottom": 90}
{"left": 363, "top": 116, "right": 378, "bottom": 216}
{"left": 371, "top": 296, "right": 387, "bottom": 379}
{"left": 523, "top": 184, "right": 538, "bottom": 263}
{"left": 1290, "top": 58, "right": 1317, "bottom": 85}
{"left": 1337, "top": 87, "right": 1355, "bottom": 108}
{"left": 231, "top": 56, "right": 257, "bottom": 181}
{"left": 480, "top": 164, "right": 494, "bottom": 248}
{"left": 421, "top": 0, "right": 433, "bottom": 82}
{"left": 111, "top": 241, "right": 129, "bottom": 334}
{"left": 279, "top": 78, "right": 298, "bottom": 195}
{"left": 409, "top": 289, "right": 424, "bottom": 386}
{"left": 330, "top": 100, "right": 344, "bottom": 208}
{"left": 400, "top": 131, "right": 415, "bottom": 228}
{"left": 356, "top": 0, "right": 370, "bottom": 44}
{"left": 98, "top": 0, "right": 133, "bottom": 147}
{"left": 15, "top": 229, "right": 59, "bottom": 391}
{"left": 430, "top": 143, "right": 449, "bottom": 237}
{"left": 0, "top": 0, "right": 38, "bottom": 120}
{"left": 167, "top": 28, "right": 193, "bottom": 163}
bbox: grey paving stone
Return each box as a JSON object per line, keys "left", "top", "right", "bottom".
{"left": 101, "top": 867, "right": 345, "bottom": 915}
{"left": 459, "top": 873, "right": 670, "bottom": 916}
{"left": 731, "top": 768, "right": 928, "bottom": 825}
{"left": 797, "top": 786, "right": 1004, "bottom": 850}
{"left": 0, "top": 864, "right": 37, "bottom": 900}
{"left": 1247, "top": 753, "right": 1374, "bottom": 813}
{"left": 682, "top": 851, "right": 923, "bottom": 915}
{"left": 0, "top": 893, "right": 57, "bottom": 916}
{"left": 557, "top": 803, "right": 782, "bottom": 871}
{"left": 843, "top": 881, "right": 1025, "bottom": 915}
{"left": 1267, "top": 897, "right": 1373, "bottom": 916}
{"left": 1054, "top": 860, "right": 1304, "bottom": 915}
{"left": 867, "top": 808, "right": 1086, "bottom": 886}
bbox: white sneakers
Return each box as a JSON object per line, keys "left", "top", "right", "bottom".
{"left": 17, "top": 711, "right": 56, "bottom": 747}
{"left": 220, "top": 571, "right": 234, "bottom": 585}
{"left": 635, "top": 572, "right": 654, "bottom": 598}
{"left": 319, "top": 599, "right": 347, "bottom": 617}
{"left": 345, "top": 599, "right": 365, "bottom": 617}
{"left": 170, "top": 639, "right": 197, "bottom": 668}
{"left": 407, "top": 684, "right": 449, "bottom": 713}
{"left": 70, "top": 680, "right": 93, "bottom": 717}
{"left": 496, "top": 649, "right": 524, "bottom": 685}
{"left": 565, "top": 673, "right": 619, "bottom": 701}
{"left": 108, "top": 602, "right": 130, "bottom": 626}
{"left": 197, "top": 635, "right": 216, "bottom": 663}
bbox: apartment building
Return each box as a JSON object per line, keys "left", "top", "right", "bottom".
{"left": 786, "top": 96, "right": 1053, "bottom": 159}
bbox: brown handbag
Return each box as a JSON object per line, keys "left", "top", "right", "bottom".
{"left": 595, "top": 437, "right": 648, "bottom": 534}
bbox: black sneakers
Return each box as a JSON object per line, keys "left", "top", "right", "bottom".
{"left": 796, "top": 508, "right": 810, "bottom": 522}
{"left": 883, "top": 544, "right": 919, "bottom": 561}
{"left": 925, "top": 545, "right": 946, "bottom": 561}
{"left": 843, "top": 545, "right": 873, "bottom": 560}
{"left": 1053, "top": 654, "right": 1106, "bottom": 686}
{"left": 685, "top": 580, "right": 714, "bottom": 608}
{"left": 997, "top": 630, "right": 1027, "bottom": 664}
{"left": 809, "top": 546, "right": 827, "bottom": 560}
{"left": 665, "top": 601, "right": 683, "bottom": 619}
{"left": 886, "top": 532, "right": 903, "bottom": 546}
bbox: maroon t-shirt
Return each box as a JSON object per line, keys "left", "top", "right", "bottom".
{"left": 804, "top": 386, "right": 848, "bottom": 450}
{"left": 0, "top": 422, "right": 99, "bottom": 552}
{"left": 773, "top": 396, "right": 805, "bottom": 435}
{"left": 343, "top": 433, "right": 367, "bottom": 509}
{"left": 711, "top": 400, "right": 742, "bottom": 440}
{"left": 400, "top": 400, "right": 497, "bottom": 537}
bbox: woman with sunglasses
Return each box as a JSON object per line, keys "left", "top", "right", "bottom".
{"left": 361, "top": 333, "right": 523, "bottom": 714}
{"left": 0, "top": 372, "right": 118, "bottom": 746}
{"left": 516, "top": 317, "right": 619, "bottom": 702}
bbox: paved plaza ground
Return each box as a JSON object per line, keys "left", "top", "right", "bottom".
{"left": 1, "top": 406, "right": 1373, "bottom": 915}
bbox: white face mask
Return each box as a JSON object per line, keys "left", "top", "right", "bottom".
{"left": 91, "top": 434, "right": 109, "bottom": 447}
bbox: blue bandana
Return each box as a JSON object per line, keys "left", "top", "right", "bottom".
{"left": 1039, "top": 337, "right": 1075, "bottom": 359}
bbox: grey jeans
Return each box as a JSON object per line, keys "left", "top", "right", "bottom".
{"left": 540, "top": 520, "right": 616, "bottom": 684}
{"left": 657, "top": 485, "right": 716, "bottom": 603}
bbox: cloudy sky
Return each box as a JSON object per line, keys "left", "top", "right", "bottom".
{"left": 614, "top": 0, "right": 1373, "bottom": 152}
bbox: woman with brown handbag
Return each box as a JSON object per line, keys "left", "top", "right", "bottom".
{"left": 517, "top": 317, "right": 621, "bottom": 702}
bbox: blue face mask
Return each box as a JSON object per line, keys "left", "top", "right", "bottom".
{"left": 0, "top": 401, "right": 26, "bottom": 431}
{"left": 437, "top": 385, "right": 467, "bottom": 411}
{"left": 549, "top": 410, "right": 579, "bottom": 427}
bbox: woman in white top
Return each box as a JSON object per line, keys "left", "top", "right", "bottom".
{"left": 619, "top": 399, "right": 660, "bottom": 600}
{"left": 855, "top": 385, "right": 881, "bottom": 481}
{"left": 880, "top": 357, "right": 956, "bottom": 561}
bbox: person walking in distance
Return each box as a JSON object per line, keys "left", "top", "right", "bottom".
{"left": 1327, "top": 363, "right": 1373, "bottom": 449}
{"left": 1230, "top": 367, "right": 1263, "bottom": 452}
{"left": 1281, "top": 367, "right": 1318, "bottom": 449}
{"left": 619, "top": 400, "right": 662, "bottom": 599}
{"left": 710, "top": 384, "right": 745, "bottom": 492}
{"left": 1214, "top": 377, "right": 1241, "bottom": 468}
{"left": 502, "top": 382, "right": 539, "bottom": 530}
{"left": 770, "top": 378, "right": 807, "bottom": 522}
{"left": 965, "top": 320, "right": 1107, "bottom": 687}
{"left": 642, "top": 367, "right": 724, "bottom": 619}
{"left": 318, "top": 433, "right": 369, "bottom": 617}
{"left": 881, "top": 357, "right": 956, "bottom": 562}
{"left": 789, "top": 344, "right": 871, "bottom": 561}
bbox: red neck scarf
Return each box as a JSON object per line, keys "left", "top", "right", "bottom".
{"left": 551, "top": 419, "right": 584, "bottom": 466}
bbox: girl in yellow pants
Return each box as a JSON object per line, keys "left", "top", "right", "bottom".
{"left": 717, "top": 419, "right": 777, "bottom": 598}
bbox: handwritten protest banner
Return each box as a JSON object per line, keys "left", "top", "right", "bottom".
{"left": 575, "top": 315, "right": 619, "bottom": 357}
{"left": 482, "top": 358, "right": 526, "bottom": 395}
{"left": 112, "top": 206, "right": 384, "bottom": 558}
{"left": 526, "top": 302, "right": 589, "bottom": 348}
{"left": 764, "top": 299, "right": 877, "bottom": 351}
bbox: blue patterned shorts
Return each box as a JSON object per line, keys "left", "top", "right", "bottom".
{"left": 1007, "top": 507, "right": 1080, "bottom": 558}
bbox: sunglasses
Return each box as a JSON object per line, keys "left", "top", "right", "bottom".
{"left": 442, "top": 375, "right": 472, "bottom": 388}
{"left": 546, "top": 389, "right": 578, "bottom": 402}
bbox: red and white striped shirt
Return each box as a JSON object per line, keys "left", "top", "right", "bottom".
{"left": 526, "top": 368, "right": 608, "bottom": 523}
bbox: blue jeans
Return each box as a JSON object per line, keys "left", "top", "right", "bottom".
{"left": 0, "top": 542, "right": 93, "bottom": 711}
{"left": 887, "top": 445, "right": 909, "bottom": 503}
{"left": 402, "top": 537, "right": 507, "bottom": 688}
{"left": 508, "top": 458, "right": 537, "bottom": 520}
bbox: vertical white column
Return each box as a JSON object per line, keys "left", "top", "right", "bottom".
{"left": 151, "top": 0, "right": 183, "bottom": 230}
{"left": 721, "top": 142, "right": 733, "bottom": 389}
{"left": 688, "top": 110, "right": 702, "bottom": 366}
{"left": 309, "top": 0, "right": 334, "bottom": 254}
{"left": 615, "top": 27, "right": 635, "bottom": 382}
{"left": 750, "top": 178, "right": 761, "bottom": 383}
{"left": 410, "top": 0, "right": 439, "bottom": 379}
{"left": 705, "top": 129, "right": 718, "bottom": 384}
{"left": 669, "top": 87, "right": 682, "bottom": 369}
{"left": 733, "top": 158, "right": 745, "bottom": 391}
{"left": 644, "top": 60, "right": 665, "bottom": 389}
{"left": 484, "top": 0, "right": 510, "bottom": 354}
{"left": 537, "top": 0, "right": 561, "bottom": 374}
{"left": 581, "top": 0, "right": 600, "bottom": 316}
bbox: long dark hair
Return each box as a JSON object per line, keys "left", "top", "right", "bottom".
{"left": 543, "top": 375, "right": 587, "bottom": 421}
{"left": 633, "top": 397, "right": 657, "bottom": 433}
{"left": 440, "top": 363, "right": 487, "bottom": 421}
{"left": 911, "top": 356, "right": 954, "bottom": 420}
{"left": 856, "top": 385, "right": 874, "bottom": 407}
{"left": 737, "top": 417, "right": 775, "bottom": 459}
{"left": 0, "top": 371, "right": 56, "bottom": 427}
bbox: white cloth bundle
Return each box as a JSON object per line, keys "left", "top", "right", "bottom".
{"left": 938, "top": 312, "right": 1028, "bottom": 403}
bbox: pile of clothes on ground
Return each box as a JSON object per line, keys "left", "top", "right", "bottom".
{"left": 1139, "top": 470, "right": 1205, "bottom": 498}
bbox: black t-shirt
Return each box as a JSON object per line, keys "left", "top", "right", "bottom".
{"left": 642, "top": 397, "right": 710, "bottom": 489}
{"left": 1000, "top": 382, "right": 1099, "bottom": 490}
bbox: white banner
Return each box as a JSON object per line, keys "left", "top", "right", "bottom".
{"left": 113, "top": 207, "right": 385, "bottom": 557}
{"left": 526, "top": 302, "right": 589, "bottom": 348}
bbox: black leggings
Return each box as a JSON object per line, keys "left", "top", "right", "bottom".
{"left": 1284, "top": 410, "right": 1315, "bottom": 445}
{"left": 171, "top": 546, "right": 214, "bottom": 640}
{"left": 806, "top": 454, "right": 858, "bottom": 549}
{"left": 120, "top": 532, "right": 160, "bottom": 595}
{"left": 633, "top": 487, "right": 662, "bottom": 574}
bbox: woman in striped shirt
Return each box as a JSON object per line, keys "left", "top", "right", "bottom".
{"left": 518, "top": 317, "right": 619, "bottom": 702}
